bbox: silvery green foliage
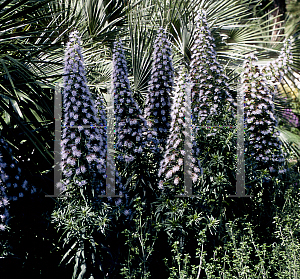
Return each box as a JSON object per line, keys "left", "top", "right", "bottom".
{"left": 242, "top": 53, "right": 286, "bottom": 175}
{"left": 158, "top": 69, "right": 201, "bottom": 193}
{"left": 0, "top": 137, "right": 36, "bottom": 231}
{"left": 144, "top": 27, "right": 174, "bottom": 152}
{"left": 112, "top": 39, "right": 153, "bottom": 163}
{"left": 61, "top": 31, "right": 122, "bottom": 197}
{"left": 190, "top": 9, "right": 234, "bottom": 128}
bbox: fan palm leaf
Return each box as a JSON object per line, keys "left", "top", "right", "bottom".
{"left": 0, "top": 0, "right": 79, "bottom": 179}
{"left": 129, "top": 20, "right": 155, "bottom": 99}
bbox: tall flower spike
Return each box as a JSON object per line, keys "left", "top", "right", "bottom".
{"left": 263, "top": 36, "right": 294, "bottom": 83}
{"left": 190, "top": 9, "right": 235, "bottom": 128}
{"left": 262, "top": 37, "right": 298, "bottom": 128}
{"left": 61, "top": 31, "right": 122, "bottom": 198}
{"left": 0, "top": 137, "right": 37, "bottom": 231}
{"left": 144, "top": 27, "right": 174, "bottom": 152}
{"left": 242, "top": 53, "right": 286, "bottom": 175}
{"left": 158, "top": 69, "right": 201, "bottom": 194}
{"left": 112, "top": 39, "right": 152, "bottom": 163}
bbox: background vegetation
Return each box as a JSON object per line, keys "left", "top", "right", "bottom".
{"left": 0, "top": 0, "right": 300, "bottom": 278}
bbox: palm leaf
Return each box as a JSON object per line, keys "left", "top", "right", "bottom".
{"left": 278, "top": 127, "right": 300, "bottom": 162}
{"left": 0, "top": 0, "right": 76, "bottom": 177}
{"left": 129, "top": 20, "right": 155, "bottom": 100}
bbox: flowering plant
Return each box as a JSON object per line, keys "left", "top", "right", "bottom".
{"left": 190, "top": 9, "right": 235, "bottom": 129}
{"left": 158, "top": 68, "right": 201, "bottom": 195}
{"left": 60, "top": 30, "right": 123, "bottom": 199}
{"left": 188, "top": 9, "right": 237, "bottom": 204}
{"left": 112, "top": 39, "right": 153, "bottom": 164}
{"left": 52, "top": 31, "right": 124, "bottom": 278}
{"left": 242, "top": 53, "right": 286, "bottom": 176}
{"left": 144, "top": 27, "right": 174, "bottom": 153}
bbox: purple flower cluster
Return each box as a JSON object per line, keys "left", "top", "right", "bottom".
{"left": 0, "top": 137, "right": 37, "bottom": 231}
{"left": 144, "top": 27, "right": 174, "bottom": 152}
{"left": 158, "top": 69, "right": 201, "bottom": 193}
{"left": 112, "top": 39, "right": 152, "bottom": 163}
{"left": 61, "top": 31, "right": 122, "bottom": 196}
{"left": 190, "top": 9, "right": 235, "bottom": 128}
{"left": 242, "top": 53, "right": 286, "bottom": 174}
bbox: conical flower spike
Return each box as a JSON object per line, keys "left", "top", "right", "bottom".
{"left": 112, "top": 39, "right": 152, "bottom": 163}
{"left": 263, "top": 36, "right": 295, "bottom": 83}
{"left": 242, "top": 53, "right": 286, "bottom": 175}
{"left": 158, "top": 69, "right": 201, "bottom": 195}
{"left": 190, "top": 9, "right": 235, "bottom": 129}
{"left": 61, "top": 31, "right": 122, "bottom": 198}
{"left": 144, "top": 27, "right": 174, "bottom": 152}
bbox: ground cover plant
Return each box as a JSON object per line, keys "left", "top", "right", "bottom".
{"left": 1, "top": 0, "right": 300, "bottom": 278}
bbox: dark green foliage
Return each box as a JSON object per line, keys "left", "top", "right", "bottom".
{"left": 1, "top": 1, "right": 300, "bottom": 278}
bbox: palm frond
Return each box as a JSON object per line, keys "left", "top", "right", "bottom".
{"left": 279, "top": 127, "right": 300, "bottom": 162}
{"left": 0, "top": 0, "right": 76, "bottom": 176}
{"left": 129, "top": 20, "right": 155, "bottom": 100}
